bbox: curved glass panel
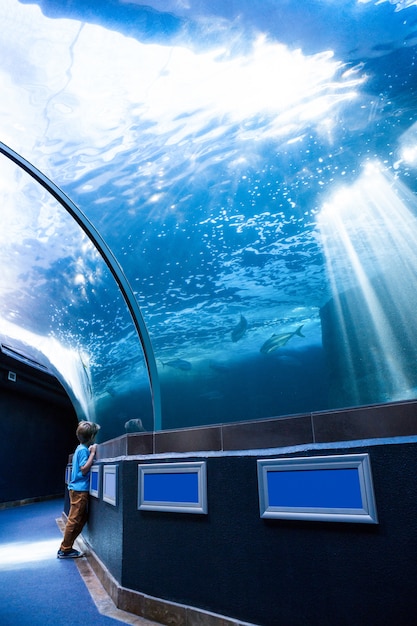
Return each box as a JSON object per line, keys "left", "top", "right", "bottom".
{"left": 2, "top": 0, "right": 417, "bottom": 431}
{"left": 0, "top": 155, "right": 153, "bottom": 440}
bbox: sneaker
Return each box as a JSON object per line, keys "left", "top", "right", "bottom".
{"left": 57, "top": 548, "right": 82, "bottom": 559}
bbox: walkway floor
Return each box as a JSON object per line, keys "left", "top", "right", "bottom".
{"left": 0, "top": 499, "right": 158, "bottom": 626}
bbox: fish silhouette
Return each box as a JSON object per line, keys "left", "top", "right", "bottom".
{"left": 231, "top": 314, "right": 248, "bottom": 342}
{"left": 160, "top": 358, "right": 192, "bottom": 371}
{"left": 260, "top": 325, "right": 305, "bottom": 354}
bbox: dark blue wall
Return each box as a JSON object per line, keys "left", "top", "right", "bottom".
{"left": 86, "top": 441, "right": 417, "bottom": 626}
{"left": 87, "top": 464, "right": 124, "bottom": 583}
{"left": 0, "top": 360, "right": 77, "bottom": 504}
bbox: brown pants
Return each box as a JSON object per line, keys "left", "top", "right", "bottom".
{"left": 60, "top": 490, "right": 89, "bottom": 552}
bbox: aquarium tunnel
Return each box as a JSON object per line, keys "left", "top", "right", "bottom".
{"left": 2, "top": 1, "right": 417, "bottom": 625}
{"left": 3, "top": 0, "right": 417, "bottom": 441}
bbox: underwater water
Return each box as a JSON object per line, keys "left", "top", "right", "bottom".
{"left": 2, "top": 0, "right": 417, "bottom": 438}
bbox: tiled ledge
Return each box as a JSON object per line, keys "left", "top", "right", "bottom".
{"left": 96, "top": 399, "right": 417, "bottom": 460}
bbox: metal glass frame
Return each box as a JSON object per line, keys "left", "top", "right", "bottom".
{"left": 138, "top": 461, "right": 208, "bottom": 514}
{"left": 0, "top": 141, "right": 161, "bottom": 430}
{"left": 257, "top": 453, "right": 378, "bottom": 524}
{"left": 89, "top": 465, "right": 100, "bottom": 499}
{"left": 103, "top": 464, "right": 118, "bottom": 506}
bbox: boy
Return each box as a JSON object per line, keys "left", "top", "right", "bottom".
{"left": 57, "top": 420, "right": 100, "bottom": 559}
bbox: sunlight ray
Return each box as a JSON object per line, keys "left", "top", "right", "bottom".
{"left": 318, "top": 162, "right": 417, "bottom": 405}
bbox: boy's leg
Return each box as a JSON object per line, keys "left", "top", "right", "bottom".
{"left": 59, "top": 490, "right": 89, "bottom": 552}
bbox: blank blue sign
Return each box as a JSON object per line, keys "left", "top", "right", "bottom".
{"left": 144, "top": 472, "right": 199, "bottom": 504}
{"left": 267, "top": 468, "right": 362, "bottom": 509}
{"left": 103, "top": 465, "right": 117, "bottom": 506}
{"left": 90, "top": 469, "right": 99, "bottom": 492}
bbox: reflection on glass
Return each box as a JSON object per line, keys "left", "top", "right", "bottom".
{"left": 1, "top": 0, "right": 417, "bottom": 431}
{"left": 0, "top": 156, "right": 153, "bottom": 439}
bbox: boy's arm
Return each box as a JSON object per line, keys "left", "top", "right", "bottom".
{"left": 80, "top": 444, "right": 97, "bottom": 475}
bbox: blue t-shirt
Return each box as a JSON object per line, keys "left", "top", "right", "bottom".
{"left": 68, "top": 444, "right": 90, "bottom": 492}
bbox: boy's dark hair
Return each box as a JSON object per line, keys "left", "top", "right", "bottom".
{"left": 76, "top": 421, "right": 100, "bottom": 444}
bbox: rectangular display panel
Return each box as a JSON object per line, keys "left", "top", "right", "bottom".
{"left": 257, "top": 454, "right": 378, "bottom": 523}
{"left": 65, "top": 464, "right": 71, "bottom": 485}
{"left": 103, "top": 464, "right": 118, "bottom": 506}
{"left": 89, "top": 465, "right": 100, "bottom": 499}
{"left": 138, "top": 461, "right": 207, "bottom": 514}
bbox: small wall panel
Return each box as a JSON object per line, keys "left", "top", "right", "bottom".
{"left": 257, "top": 453, "right": 378, "bottom": 523}
{"left": 138, "top": 462, "right": 207, "bottom": 514}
